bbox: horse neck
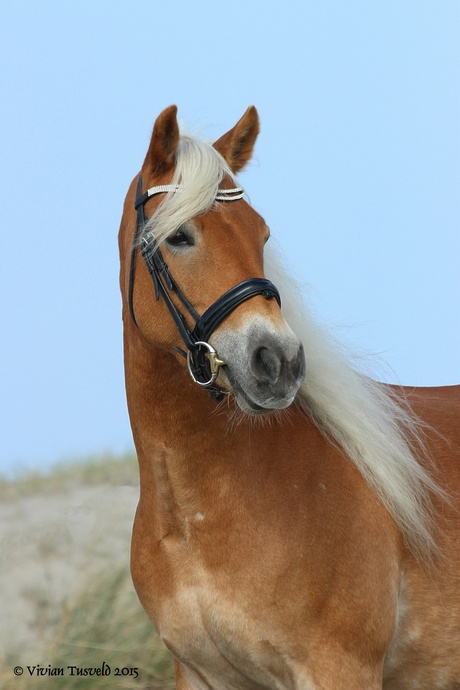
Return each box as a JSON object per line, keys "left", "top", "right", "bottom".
{"left": 124, "top": 327, "right": 283, "bottom": 541}
{"left": 124, "top": 327, "right": 233, "bottom": 472}
{"left": 123, "top": 325, "right": 395, "bottom": 559}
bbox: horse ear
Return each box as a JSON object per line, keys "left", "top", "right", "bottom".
{"left": 213, "top": 106, "right": 260, "bottom": 173}
{"left": 143, "top": 105, "right": 180, "bottom": 176}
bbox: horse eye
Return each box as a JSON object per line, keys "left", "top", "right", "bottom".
{"left": 166, "top": 227, "right": 194, "bottom": 247}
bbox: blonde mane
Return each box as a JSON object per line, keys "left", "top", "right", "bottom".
{"left": 264, "top": 247, "right": 439, "bottom": 558}
{"left": 145, "top": 131, "right": 439, "bottom": 558}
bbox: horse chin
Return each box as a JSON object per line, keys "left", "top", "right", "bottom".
{"left": 233, "top": 388, "right": 272, "bottom": 417}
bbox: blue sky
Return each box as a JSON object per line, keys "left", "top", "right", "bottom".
{"left": 1, "top": 2, "right": 458, "bottom": 475}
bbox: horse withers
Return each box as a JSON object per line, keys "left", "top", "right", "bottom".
{"left": 119, "top": 105, "right": 460, "bottom": 689}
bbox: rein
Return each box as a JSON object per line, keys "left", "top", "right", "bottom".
{"left": 128, "top": 175, "right": 281, "bottom": 400}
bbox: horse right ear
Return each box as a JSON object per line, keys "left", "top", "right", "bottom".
{"left": 213, "top": 106, "right": 260, "bottom": 174}
{"left": 142, "top": 105, "right": 180, "bottom": 176}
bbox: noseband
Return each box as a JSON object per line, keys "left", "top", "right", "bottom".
{"left": 128, "top": 176, "right": 281, "bottom": 400}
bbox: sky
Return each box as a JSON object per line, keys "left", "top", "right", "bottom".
{"left": 0, "top": 2, "right": 458, "bottom": 476}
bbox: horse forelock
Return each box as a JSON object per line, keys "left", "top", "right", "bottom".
{"left": 143, "top": 132, "right": 239, "bottom": 249}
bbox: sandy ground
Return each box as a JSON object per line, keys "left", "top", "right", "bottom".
{"left": 0, "top": 482, "right": 139, "bottom": 661}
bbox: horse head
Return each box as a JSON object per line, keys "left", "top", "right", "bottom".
{"left": 121, "top": 105, "right": 305, "bottom": 415}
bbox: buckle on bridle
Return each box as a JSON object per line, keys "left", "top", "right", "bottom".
{"left": 187, "top": 342, "right": 226, "bottom": 387}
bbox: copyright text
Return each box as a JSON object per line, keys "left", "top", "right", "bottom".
{"left": 13, "top": 662, "right": 139, "bottom": 679}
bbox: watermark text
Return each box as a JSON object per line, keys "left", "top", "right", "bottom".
{"left": 13, "top": 662, "right": 139, "bottom": 679}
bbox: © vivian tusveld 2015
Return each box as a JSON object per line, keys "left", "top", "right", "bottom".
{"left": 119, "top": 106, "right": 460, "bottom": 689}
{"left": 20, "top": 663, "right": 138, "bottom": 678}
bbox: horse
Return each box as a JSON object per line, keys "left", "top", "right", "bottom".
{"left": 119, "top": 105, "right": 460, "bottom": 689}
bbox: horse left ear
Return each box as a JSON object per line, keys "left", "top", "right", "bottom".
{"left": 213, "top": 106, "right": 260, "bottom": 173}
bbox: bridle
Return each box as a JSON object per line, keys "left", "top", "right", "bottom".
{"left": 128, "top": 175, "right": 281, "bottom": 400}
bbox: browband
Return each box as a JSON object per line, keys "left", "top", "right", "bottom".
{"left": 134, "top": 184, "right": 245, "bottom": 210}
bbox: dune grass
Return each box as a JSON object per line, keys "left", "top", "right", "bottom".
{"left": 1, "top": 564, "right": 175, "bottom": 689}
{"left": 51, "top": 564, "right": 175, "bottom": 689}
{"left": 0, "top": 452, "right": 139, "bottom": 500}
{"left": 0, "top": 453, "right": 176, "bottom": 689}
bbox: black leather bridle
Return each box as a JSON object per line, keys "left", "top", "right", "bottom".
{"left": 128, "top": 175, "right": 281, "bottom": 400}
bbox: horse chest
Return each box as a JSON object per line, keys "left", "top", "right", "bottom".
{"left": 149, "top": 536, "right": 308, "bottom": 690}
{"left": 133, "top": 488, "right": 399, "bottom": 689}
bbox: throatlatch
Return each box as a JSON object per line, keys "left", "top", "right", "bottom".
{"left": 128, "top": 176, "right": 281, "bottom": 399}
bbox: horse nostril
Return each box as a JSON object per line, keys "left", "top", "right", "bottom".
{"left": 292, "top": 343, "right": 306, "bottom": 381}
{"left": 252, "top": 346, "right": 282, "bottom": 384}
{"left": 251, "top": 342, "right": 305, "bottom": 389}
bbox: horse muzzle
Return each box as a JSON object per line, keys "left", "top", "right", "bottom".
{"left": 212, "top": 320, "right": 306, "bottom": 414}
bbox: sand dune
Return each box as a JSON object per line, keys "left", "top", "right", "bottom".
{"left": 0, "top": 479, "right": 139, "bottom": 660}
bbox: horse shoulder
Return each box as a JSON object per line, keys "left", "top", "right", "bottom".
{"left": 384, "top": 385, "right": 460, "bottom": 688}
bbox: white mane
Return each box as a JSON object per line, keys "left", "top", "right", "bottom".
{"left": 145, "top": 131, "right": 439, "bottom": 558}
{"left": 265, "top": 247, "right": 439, "bottom": 558}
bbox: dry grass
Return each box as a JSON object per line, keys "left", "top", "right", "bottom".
{"left": 0, "top": 454, "right": 176, "bottom": 689}
{"left": 0, "top": 452, "right": 139, "bottom": 500}
{"left": 1, "top": 564, "right": 175, "bottom": 689}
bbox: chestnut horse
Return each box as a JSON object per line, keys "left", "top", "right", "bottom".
{"left": 119, "top": 105, "right": 460, "bottom": 689}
